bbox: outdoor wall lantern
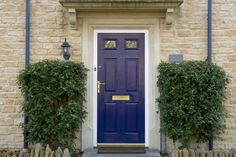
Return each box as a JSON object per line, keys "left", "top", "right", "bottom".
{"left": 61, "top": 38, "right": 71, "bottom": 60}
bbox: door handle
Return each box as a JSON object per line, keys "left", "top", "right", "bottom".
{"left": 97, "top": 81, "right": 105, "bottom": 94}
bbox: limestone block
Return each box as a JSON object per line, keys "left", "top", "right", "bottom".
{"left": 2, "top": 106, "right": 15, "bottom": 113}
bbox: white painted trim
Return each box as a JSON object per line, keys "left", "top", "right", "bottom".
{"left": 93, "top": 32, "right": 98, "bottom": 147}
{"left": 93, "top": 30, "right": 150, "bottom": 147}
{"left": 145, "top": 31, "right": 150, "bottom": 147}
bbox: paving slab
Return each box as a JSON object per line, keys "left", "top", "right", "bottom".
{"left": 82, "top": 149, "right": 161, "bottom": 157}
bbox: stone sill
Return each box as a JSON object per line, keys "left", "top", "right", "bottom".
{"left": 59, "top": 0, "right": 184, "bottom": 11}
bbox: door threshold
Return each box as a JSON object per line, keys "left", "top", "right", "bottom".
{"left": 97, "top": 143, "right": 145, "bottom": 153}
{"left": 83, "top": 149, "right": 160, "bottom": 157}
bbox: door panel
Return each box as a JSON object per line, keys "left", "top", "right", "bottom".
{"left": 104, "top": 59, "right": 117, "bottom": 91}
{"left": 126, "top": 59, "right": 138, "bottom": 91}
{"left": 97, "top": 33, "right": 145, "bottom": 143}
{"left": 104, "top": 103, "right": 117, "bottom": 132}
{"left": 125, "top": 103, "right": 138, "bottom": 132}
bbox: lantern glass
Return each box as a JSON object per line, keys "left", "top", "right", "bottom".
{"left": 63, "top": 47, "right": 68, "bottom": 53}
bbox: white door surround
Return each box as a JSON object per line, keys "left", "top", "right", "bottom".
{"left": 81, "top": 17, "right": 160, "bottom": 150}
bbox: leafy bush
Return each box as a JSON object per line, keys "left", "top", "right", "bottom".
{"left": 157, "top": 61, "right": 229, "bottom": 148}
{"left": 17, "top": 60, "right": 88, "bottom": 151}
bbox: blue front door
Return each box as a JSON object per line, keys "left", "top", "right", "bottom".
{"left": 97, "top": 33, "right": 145, "bottom": 143}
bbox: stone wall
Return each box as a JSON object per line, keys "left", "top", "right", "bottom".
{"left": 30, "top": 0, "right": 82, "bottom": 62}
{"left": 0, "top": 0, "right": 25, "bottom": 148}
{"left": 208, "top": 0, "right": 236, "bottom": 149}
{"left": 160, "top": 0, "right": 236, "bottom": 150}
{"left": 0, "top": 0, "right": 235, "bottom": 150}
{"left": 0, "top": 0, "right": 82, "bottom": 149}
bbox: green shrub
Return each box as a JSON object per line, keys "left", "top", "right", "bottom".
{"left": 17, "top": 60, "right": 88, "bottom": 151}
{"left": 157, "top": 61, "right": 229, "bottom": 148}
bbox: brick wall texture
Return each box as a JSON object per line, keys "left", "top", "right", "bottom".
{"left": 0, "top": 0, "right": 235, "bottom": 149}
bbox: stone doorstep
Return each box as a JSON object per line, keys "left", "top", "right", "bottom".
{"left": 82, "top": 149, "right": 161, "bottom": 157}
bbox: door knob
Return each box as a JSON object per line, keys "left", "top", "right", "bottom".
{"left": 97, "top": 81, "right": 105, "bottom": 94}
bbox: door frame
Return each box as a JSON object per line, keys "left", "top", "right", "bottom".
{"left": 93, "top": 30, "right": 149, "bottom": 147}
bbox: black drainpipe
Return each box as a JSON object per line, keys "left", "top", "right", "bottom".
{"left": 207, "top": 0, "right": 212, "bottom": 63}
{"left": 208, "top": 0, "right": 213, "bottom": 151}
{"left": 23, "top": 0, "right": 30, "bottom": 151}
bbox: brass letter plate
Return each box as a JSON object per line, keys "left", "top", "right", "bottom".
{"left": 112, "top": 95, "right": 130, "bottom": 101}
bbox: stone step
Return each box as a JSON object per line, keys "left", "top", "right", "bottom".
{"left": 97, "top": 144, "right": 145, "bottom": 153}
{"left": 82, "top": 149, "right": 161, "bottom": 157}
